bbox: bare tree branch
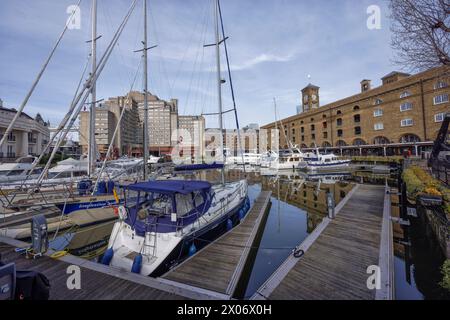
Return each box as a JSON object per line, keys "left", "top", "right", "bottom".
{"left": 389, "top": 0, "right": 450, "bottom": 71}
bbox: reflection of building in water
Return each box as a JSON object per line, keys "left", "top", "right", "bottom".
{"left": 261, "top": 176, "right": 354, "bottom": 232}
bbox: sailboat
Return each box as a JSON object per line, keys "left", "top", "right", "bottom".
{"left": 102, "top": 0, "right": 249, "bottom": 277}
{"left": 1, "top": 0, "right": 140, "bottom": 215}
{"left": 267, "top": 99, "right": 315, "bottom": 170}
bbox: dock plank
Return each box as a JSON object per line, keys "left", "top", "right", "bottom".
{"left": 0, "top": 243, "right": 185, "bottom": 300}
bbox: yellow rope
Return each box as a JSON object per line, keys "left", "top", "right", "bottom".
{"left": 50, "top": 250, "right": 68, "bottom": 259}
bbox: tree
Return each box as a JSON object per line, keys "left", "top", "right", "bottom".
{"left": 389, "top": 0, "right": 450, "bottom": 71}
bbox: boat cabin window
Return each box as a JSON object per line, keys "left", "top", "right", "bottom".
{"left": 73, "top": 171, "right": 86, "bottom": 177}
{"left": 0, "top": 171, "right": 9, "bottom": 176}
{"left": 7, "top": 170, "right": 25, "bottom": 176}
{"left": 48, "top": 171, "right": 72, "bottom": 179}
{"left": 176, "top": 193, "right": 195, "bottom": 216}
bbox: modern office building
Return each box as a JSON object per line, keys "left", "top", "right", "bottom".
{"left": 178, "top": 115, "right": 205, "bottom": 161}
{"left": 130, "top": 91, "right": 179, "bottom": 155}
{"left": 80, "top": 104, "right": 117, "bottom": 158}
{"left": 0, "top": 100, "right": 50, "bottom": 161}
{"left": 262, "top": 66, "right": 450, "bottom": 156}
{"left": 80, "top": 91, "right": 205, "bottom": 158}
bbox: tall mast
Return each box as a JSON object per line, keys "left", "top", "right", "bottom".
{"left": 214, "top": 0, "right": 225, "bottom": 186}
{"left": 143, "top": 0, "right": 149, "bottom": 180}
{"left": 88, "top": 0, "right": 98, "bottom": 177}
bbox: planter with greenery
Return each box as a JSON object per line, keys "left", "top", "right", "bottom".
{"left": 402, "top": 166, "right": 450, "bottom": 217}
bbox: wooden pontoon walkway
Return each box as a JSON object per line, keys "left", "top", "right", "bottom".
{"left": 253, "top": 184, "right": 393, "bottom": 300}
{"left": 163, "top": 191, "right": 272, "bottom": 298}
{"left": 0, "top": 236, "right": 229, "bottom": 300}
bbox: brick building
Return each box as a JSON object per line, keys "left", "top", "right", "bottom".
{"left": 262, "top": 66, "right": 450, "bottom": 156}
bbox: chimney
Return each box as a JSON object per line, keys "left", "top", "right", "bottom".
{"left": 360, "top": 80, "right": 371, "bottom": 93}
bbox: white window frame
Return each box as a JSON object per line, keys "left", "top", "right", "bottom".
{"left": 433, "top": 94, "right": 449, "bottom": 105}
{"left": 434, "top": 113, "right": 444, "bottom": 122}
{"left": 374, "top": 98, "right": 383, "bottom": 105}
{"left": 373, "top": 109, "right": 383, "bottom": 117}
{"left": 374, "top": 123, "right": 384, "bottom": 131}
{"left": 434, "top": 81, "right": 448, "bottom": 90}
{"left": 400, "top": 91, "right": 411, "bottom": 98}
{"left": 401, "top": 119, "right": 413, "bottom": 127}
{"left": 400, "top": 102, "right": 413, "bottom": 112}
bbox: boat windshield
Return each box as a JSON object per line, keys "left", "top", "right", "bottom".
{"left": 48, "top": 171, "right": 72, "bottom": 179}
{"left": 135, "top": 193, "right": 173, "bottom": 221}
{"left": 7, "top": 170, "right": 25, "bottom": 176}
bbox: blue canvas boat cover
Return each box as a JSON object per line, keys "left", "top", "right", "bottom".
{"left": 174, "top": 163, "right": 224, "bottom": 172}
{"left": 124, "top": 180, "right": 212, "bottom": 195}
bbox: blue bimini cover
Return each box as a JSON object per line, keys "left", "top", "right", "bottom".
{"left": 174, "top": 163, "right": 224, "bottom": 172}
{"left": 125, "top": 180, "right": 212, "bottom": 195}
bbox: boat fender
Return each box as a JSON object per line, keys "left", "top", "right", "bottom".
{"left": 131, "top": 254, "right": 143, "bottom": 274}
{"left": 238, "top": 209, "right": 245, "bottom": 220}
{"left": 101, "top": 248, "right": 114, "bottom": 265}
{"left": 188, "top": 243, "right": 197, "bottom": 257}
{"left": 227, "top": 219, "right": 233, "bottom": 230}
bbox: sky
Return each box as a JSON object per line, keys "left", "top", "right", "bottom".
{"left": 0, "top": 0, "right": 397, "bottom": 135}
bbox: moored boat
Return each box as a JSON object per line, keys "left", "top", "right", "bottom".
{"left": 298, "top": 153, "right": 351, "bottom": 171}
{"left": 102, "top": 179, "right": 249, "bottom": 276}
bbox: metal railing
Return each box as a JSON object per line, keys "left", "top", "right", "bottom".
{"left": 376, "top": 183, "right": 395, "bottom": 300}
{"left": 429, "top": 113, "right": 449, "bottom": 186}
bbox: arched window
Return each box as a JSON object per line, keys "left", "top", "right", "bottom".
{"left": 322, "top": 141, "right": 332, "bottom": 148}
{"left": 353, "top": 105, "right": 360, "bottom": 111}
{"left": 301, "top": 144, "right": 307, "bottom": 149}
{"left": 310, "top": 143, "right": 316, "bottom": 148}
{"left": 336, "top": 110, "right": 342, "bottom": 115}
{"left": 354, "top": 114, "right": 361, "bottom": 123}
{"left": 336, "top": 118, "right": 343, "bottom": 126}
{"left": 353, "top": 138, "right": 367, "bottom": 146}
{"left": 354, "top": 126, "right": 361, "bottom": 135}
{"left": 399, "top": 134, "right": 421, "bottom": 143}
{"left": 373, "top": 136, "right": 390, "bottom": 145}
{"left": 400, "top": 91, "right": 411, "bottom": 98}
{"left": 336, "top": 140, "right": 347, "bottom": 147}
{"left": 374, "top": 98, "right": 383, "bottom": 105}
{"left": 337, "top": 129, "right": 343, "bottom": 137}
{"left": 434, "top": 81, "right": 448, "bottom": 89}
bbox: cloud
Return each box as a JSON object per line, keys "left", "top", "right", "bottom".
{"left": 231, "top": 53, "right": 296, "bottom": 71}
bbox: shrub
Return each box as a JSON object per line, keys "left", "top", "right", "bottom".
{"left": 440, "top": 260, "right": 450, "bottom": 291}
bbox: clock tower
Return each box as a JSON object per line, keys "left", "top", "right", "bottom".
{"left": 301, "top": 83, "right": 320, "bottom": 112}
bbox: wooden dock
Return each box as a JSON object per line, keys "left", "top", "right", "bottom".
{"left": 252, "top": 184, "right": 394, "bottom": 300}
{"left": 0, "top": 236, "right": 231, "bottom": 300}
{"left": 162, "top": 191, "right": 272, "bottom": 299}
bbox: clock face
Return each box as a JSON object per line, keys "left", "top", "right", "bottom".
{"left": 311, "top": 94, "right": 317, "bottom": 101}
